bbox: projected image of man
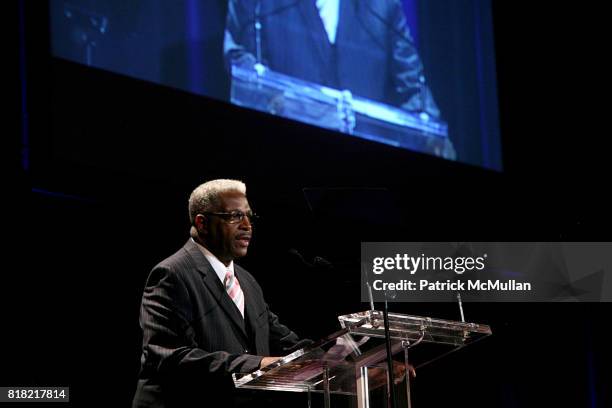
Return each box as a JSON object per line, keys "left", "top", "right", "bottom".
{"left": 224, "top": 0, "right": 441, "bottom": 118}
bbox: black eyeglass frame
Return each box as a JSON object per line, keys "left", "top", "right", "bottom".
{"left": 201, "top": 211, "right": 258, "bottom": 224}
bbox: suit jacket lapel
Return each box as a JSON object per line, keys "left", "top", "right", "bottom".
{"left": 297, "top": 0, "right": 333, "bottom": 69}
{"left": 236, "top": 265, "right": 262, "bottom": 341}
{"left": 335, "top": 0, "right": 352, "bottom": 50}
{"left": 184, "top": 240, "right": 247, "bottom": 338}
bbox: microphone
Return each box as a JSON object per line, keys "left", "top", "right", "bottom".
{"left": 313, "top": 255, "right": 333, "bottom": 269}
{"left": 384, "top": 287, "right": 398, "bottom": 301}
{"left": 288, "top": 248, "right": 333, "bottom": 270}
{"left": 361, "top": 261, "right": 376, "bottom": 311}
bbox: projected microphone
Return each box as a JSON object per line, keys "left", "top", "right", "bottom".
{"left": 254, "top": 0, "right": 262, "bottom": 65}
{"left": 233, "top": 0, "right": 302, "bottom": 69}
{"left": 237, "top": 0, "right": 302, "bottom": 37}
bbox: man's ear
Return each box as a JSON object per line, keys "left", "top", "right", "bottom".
{"left": 195, "top": 214, "right": 208, "bottom": 235}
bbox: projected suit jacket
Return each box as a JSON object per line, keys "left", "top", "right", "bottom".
{"left": 224, "top": 0, "right": 440, "bottom": 117}
{"left": 132, "top": 239, "right": 306, "bottom": 408}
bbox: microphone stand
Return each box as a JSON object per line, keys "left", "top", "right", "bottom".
{"left": 239, "top": 0, "right": 302, "bottom": 76}
{"left": 457, "top": 291, "right": 466, "bottom": 322}
{"left": 364, "top": 260, "right": 397, "bottom": 408}
{"left": 382, "top": 295, "right": 397, "bottom": 408}
{"left": 254, "top": 0, "right": 262, "bottom": 65}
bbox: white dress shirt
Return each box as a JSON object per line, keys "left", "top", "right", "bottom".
{"left": 316, "top": 0, "right": 340, "bottom": 44}
{"left": 192, "top": 238, "right": 235, "bottom": 285}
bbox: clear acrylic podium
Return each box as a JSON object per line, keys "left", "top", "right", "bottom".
{"left": 233, "top": 310, "right": 492, "bottom": 408}
{"left": 230, "top": 63, "right": 456, "bottom": 160}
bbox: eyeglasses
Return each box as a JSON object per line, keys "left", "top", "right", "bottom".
{"left": 203, "top": 210, "right": 258, "bottom": 224}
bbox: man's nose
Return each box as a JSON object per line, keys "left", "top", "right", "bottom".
{"left": 239, "top": 215, "right": 252, "bottom": 229}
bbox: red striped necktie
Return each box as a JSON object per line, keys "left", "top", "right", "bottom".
{"left": 225, "top": 268, "right": 245, "bottom": 318}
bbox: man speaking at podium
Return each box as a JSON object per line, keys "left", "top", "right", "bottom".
{"left": 132, "top": 179, "right": 309, "bottom": 407}
{"left": 224, "top": 0, "right": 441, "bottom": 118}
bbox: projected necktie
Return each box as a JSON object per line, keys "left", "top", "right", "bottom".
{"left": 225, "top": 268, "right": 245, "bottom": 318}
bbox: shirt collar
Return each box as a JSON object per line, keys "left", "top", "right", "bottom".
{"left": 192, "top": 238, "right": 234, "bottom": 284}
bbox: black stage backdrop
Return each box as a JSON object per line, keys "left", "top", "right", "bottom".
{"left": 7, "top": 1, "right": 610, "bottom": 407}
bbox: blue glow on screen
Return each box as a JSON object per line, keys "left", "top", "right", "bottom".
{"left": 402, "top": 0, "right": 419, "bottom": 46}
{"left": 186, "top": 0, "right": 204, "bottom": 94}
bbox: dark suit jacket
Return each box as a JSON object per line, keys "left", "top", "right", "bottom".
{"left": 132, "top": 239, "right": 305, "bottom": 408}
{"left": 225, "top": 0, "right": 440, "bottom": 117}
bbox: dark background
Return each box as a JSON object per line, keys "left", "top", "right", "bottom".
{"left": 6, "top": 1, "right": 610, "bottom": 407}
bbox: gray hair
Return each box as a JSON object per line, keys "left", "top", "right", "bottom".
{"left": 188, "top": 179, "right": 246, "bottom": 225}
